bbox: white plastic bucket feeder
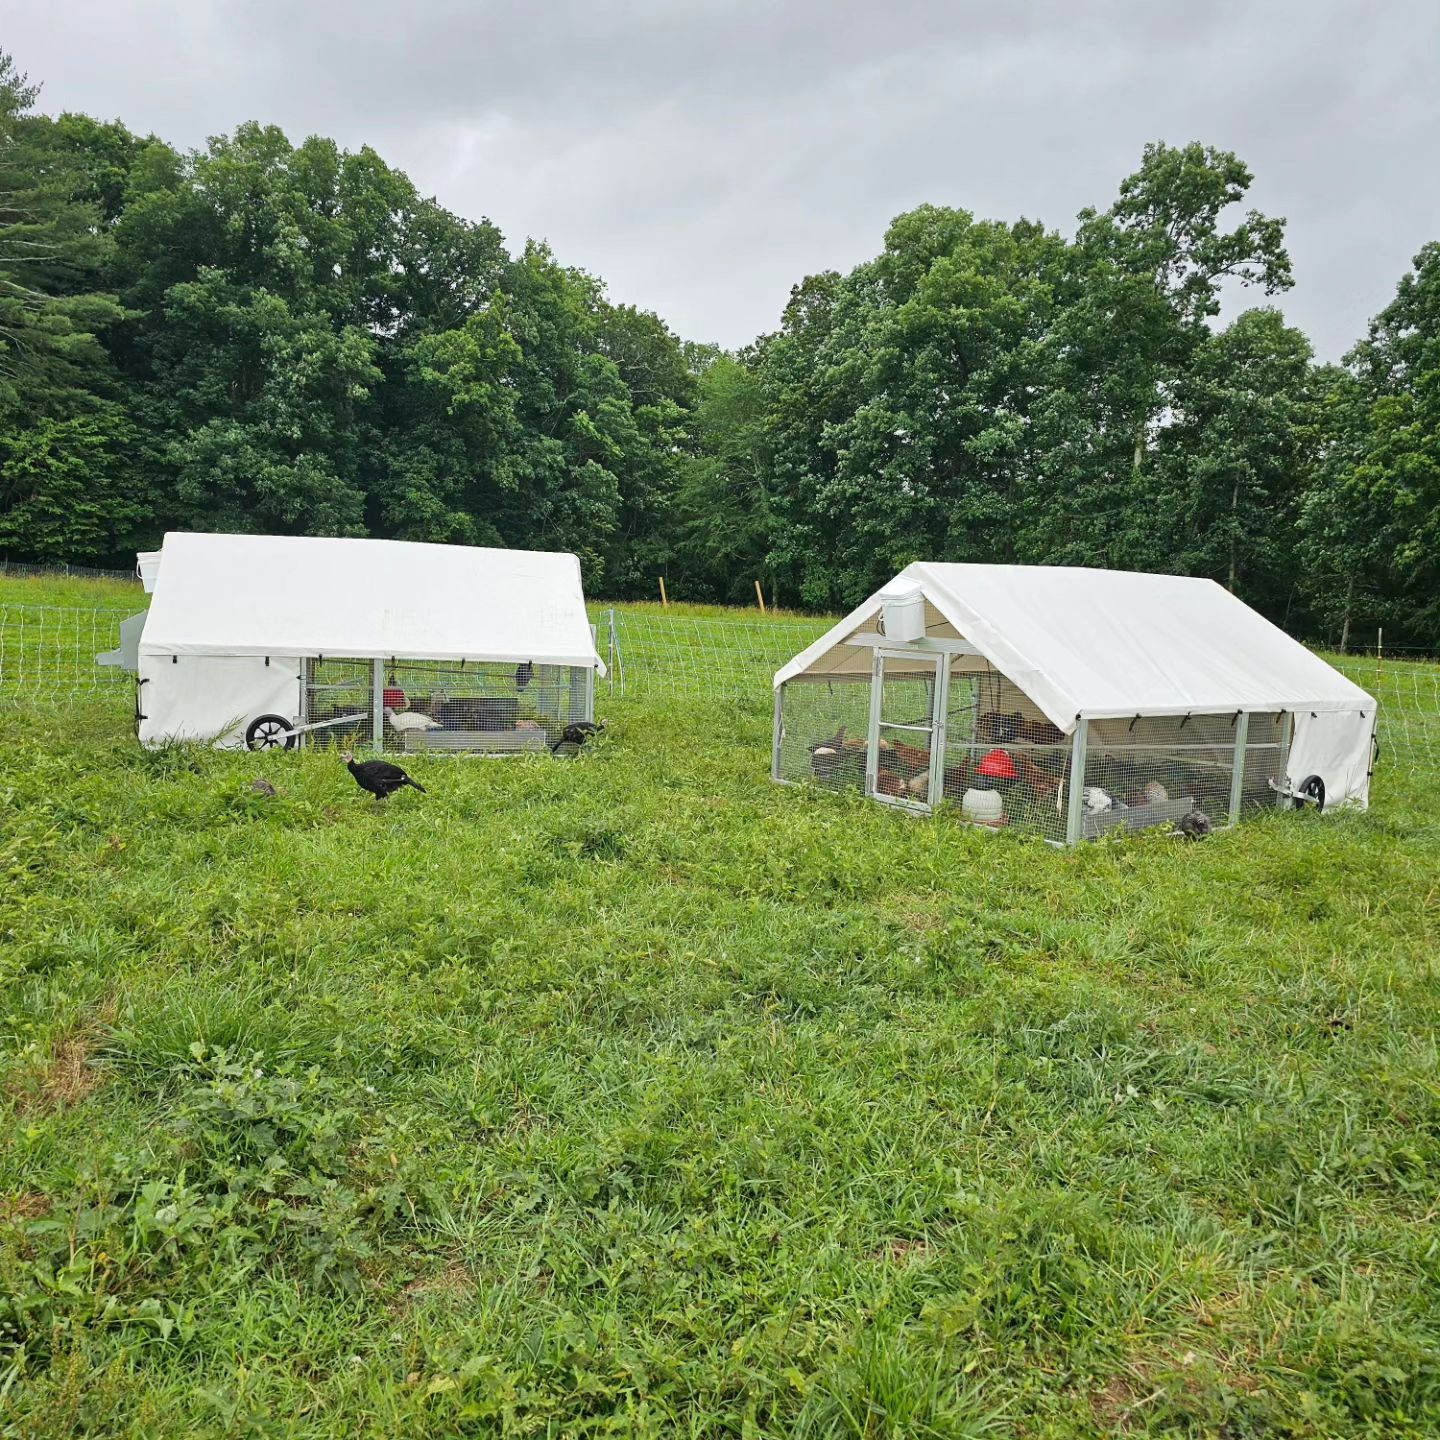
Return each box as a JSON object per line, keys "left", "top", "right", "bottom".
{"left": 878, "top": 586, "right": 925, "bottom": 643}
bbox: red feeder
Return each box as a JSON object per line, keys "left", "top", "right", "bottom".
{"left": 976, "top": 748, "right": 1018, "bottom": 781}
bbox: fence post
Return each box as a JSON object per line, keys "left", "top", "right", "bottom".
{"left": 610, "top": 610, "right": 625, "bottom": 697}
{"left": 606, "top": 609, "right": 616, "bottom": 694}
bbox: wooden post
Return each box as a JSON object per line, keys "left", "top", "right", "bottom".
{"left": 658, "top": 576, "right": 668, "bottom": 608}
{"left": 754, "top": 579, "right": 767, "bottom": 614}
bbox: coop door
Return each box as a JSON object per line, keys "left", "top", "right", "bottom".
{"left": 868, "top": 650, "right": 943, "bottom": 810}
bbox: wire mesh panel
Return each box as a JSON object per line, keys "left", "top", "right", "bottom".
{"left": 775, "top": 676, "right": 873, "bottom": 794}
{"left": 938, "top": 670, "right": 1071, "bottom": 841}
{"left": 301, "top": 658, "right": 592, "bottom": 756}
{"left": 1238, "top": 711, "right": 1288, "bottom": 815}
{"left": 1080, "top": 714, "right": 1240, "bottom": 836}
{"left": 301, "top": 659, "right": 377, "bottom": 751}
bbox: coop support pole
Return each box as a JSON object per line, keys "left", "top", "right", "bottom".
{"left": 1275, "top": 712, "right": 1293, "bottom": 806}
{"left": 927, "top": 653, "right": 950, "bottom": 814}
{"left": 371, "top": 659, "right": 384, "bottom": 754}
{"left": 1065, "top": 719, "right": 1089, "bottom": 845}
{"left": 865, "top": 651, "right": 884, "bottom": 799}
{"left": 1227, "top": 712, "right": 1249, "bottom": 828}
{"left": 771, "top": 686, "right": 783, "bottom": 781}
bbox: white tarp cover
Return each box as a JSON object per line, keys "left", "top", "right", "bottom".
{"left": 139, "top": 653, "right": 302, "bottom": 749}
{"left": 138, "top": 532, "right": 606, "bottom": 672}
{"left": 776, "top": 563, "right": 1377, "bottom": 807}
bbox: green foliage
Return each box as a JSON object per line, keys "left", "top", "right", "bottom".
{"left": 672, "top": 351, "right": 771, "bottom": 602}
{"left": 1152, "top": 308, "right": 1317, "bottom": 609}
{"left": 1, "top": 1042, "right": 422, "bottom": 1375}
{"left": 0, "top": 55, "right": 125, "bottom": 427}
{"left": 0, "top": 411, "right": 148, "bottom": 560}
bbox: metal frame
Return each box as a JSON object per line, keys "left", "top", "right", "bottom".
{"left": 371, "top": 659, "right": 385, "bottom": 755}
{"left": 845, "top": 632, "right": 983, "bottom": 657}
{"left": 928, "top": 652, "right": 951, "bottom": 811}
{"left": 1064, "top": 719, "right": 1090, "bottom": 845}
{"left": 1227, "top": 711, "right": 1250, "bottom": 826}
{"left": 868, "top": 646, "right": 944, "bottom": 813}
{"left": 1276, "top": 711, "right": 1294, "bottom": 806}
{"left": 772, "top": 686, "right": 784, "bottom": 782}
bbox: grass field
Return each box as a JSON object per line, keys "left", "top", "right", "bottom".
{"left": 1, "top": 574, "right": 1439, "bottom": 1437}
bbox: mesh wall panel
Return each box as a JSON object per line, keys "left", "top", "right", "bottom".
{"left": 302, "top": 657, "right": 589, "bottom": 756}
{"left": 1081, "top": 713, "right": 1240, "bottom": 836}
{"left": 776, "top": 676, "right": 873, "bottom": 794}
{"left": 1238, "top": 710, "right": 1287, "bottom": 814}
{"left": 939, "top": 671, "right": 1071, "bottom": 841}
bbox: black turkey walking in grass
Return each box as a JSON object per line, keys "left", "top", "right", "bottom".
{"left": 551, "top": 720, "right": 605, "bottom": 755}
{"left": 342, "top": 751, "right": 426, "bottom": 801}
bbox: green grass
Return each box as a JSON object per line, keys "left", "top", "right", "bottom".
{"left": 1, "top": 588, "right": 1439, "bottom": 1437}
{"left": 0, "top": 572, "right": 144, "bottom": 610}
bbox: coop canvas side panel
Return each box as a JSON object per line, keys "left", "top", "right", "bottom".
{"left": 138, "top": 654, "right": 302, "bottom": 750}
{"left": 1289, "top": 709, "right": 1376, "bottom": 809}
{"left": 140, "top": 532, "right": 605, "bottom": 672}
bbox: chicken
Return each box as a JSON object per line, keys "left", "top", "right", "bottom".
{"left": 889, "top": 739, "right": 931, "bottom": 778}
{"left": 1176, "top": 808, "right": 1212, "bottom": 840}
{"left": 342, "top": 751, "right": 426, "bottom": 800}
{"left": 386, "top": 707, "right": 440, "bottom": 734}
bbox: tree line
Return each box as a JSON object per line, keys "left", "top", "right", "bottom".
{"left": 1, "top": 52, "right": 1435, "bottom": 645}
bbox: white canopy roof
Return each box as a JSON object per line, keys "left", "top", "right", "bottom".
{"left": 139, "top": 532, "right": 605, "bottom": 671}
{"left": 775, "top": 562, "right": 1371, "bottom": 731}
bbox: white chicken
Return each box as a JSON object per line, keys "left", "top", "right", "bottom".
{"left": 385, "top": 707, "right": 440, "bottom": 735}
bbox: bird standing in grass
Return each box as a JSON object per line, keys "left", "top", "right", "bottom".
{"left": 342, "top": 750, "right": 426, "bottom": 801}
{"left": 1176, "top": 807, "right": 1212, "bottom": 840}
{"left": 551, "top": 720, "right": 605, "bottom": 755}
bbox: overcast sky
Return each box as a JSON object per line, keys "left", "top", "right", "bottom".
{"left": 7, "top": 1, "right": 1438, "bottom": 357}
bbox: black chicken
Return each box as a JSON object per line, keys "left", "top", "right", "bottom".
{"left": 550, "top": 720, "right": 605, "bottom": 754}
{"left": 342, "top": 750, "right": 426, "bottom": 800}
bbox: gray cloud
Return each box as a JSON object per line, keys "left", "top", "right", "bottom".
{"left": 8, "top": 0, "right": 1438, "bottom": 355}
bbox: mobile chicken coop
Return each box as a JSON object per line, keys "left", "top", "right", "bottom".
{"left": 121, "top": 532, "right": 605, "bottom": 755}
{"left": 773, "top": 564, "right": 1378, "bottom": 843}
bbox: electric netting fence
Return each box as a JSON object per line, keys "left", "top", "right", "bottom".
{"left": 600, "top": 610, "right": 829, "bottom": 704}
{"left": 0, "top": 604, "right": 138, "bottom": 705}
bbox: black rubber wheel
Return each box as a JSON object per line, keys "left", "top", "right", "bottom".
{"left": 1292, "top": 774, "right": 1326, "bottom": 812}
{"left": 245, "top": 714, "right": 296, "bottom": 751}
